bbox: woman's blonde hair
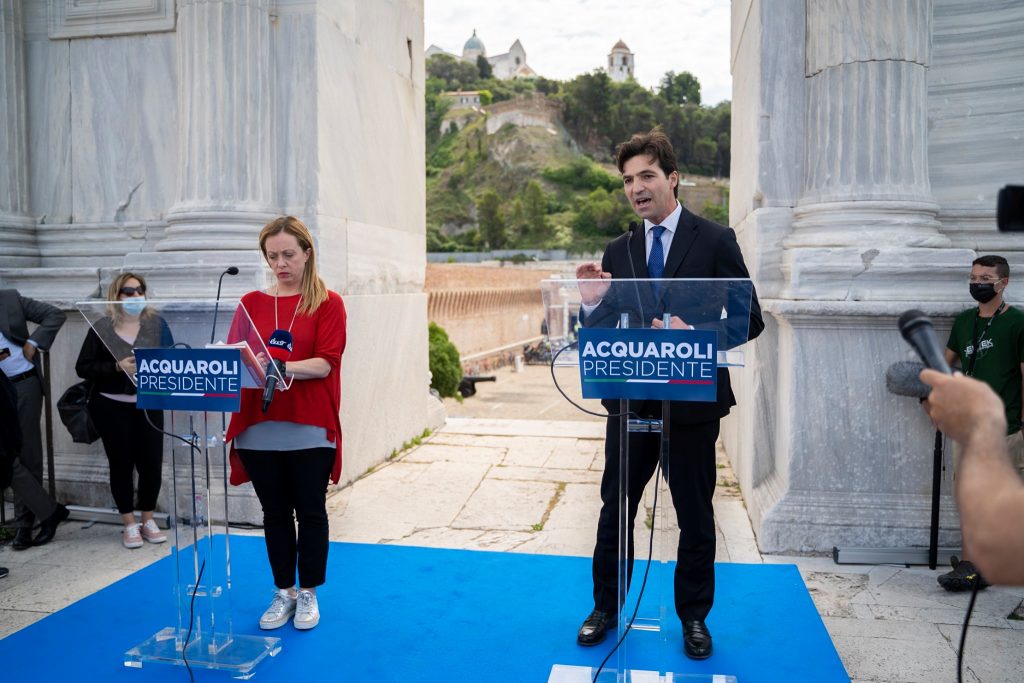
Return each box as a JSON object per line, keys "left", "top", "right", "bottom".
{"left": 107, "top": 271, "right": 150, "bottom": 323}
{"left": 259, "top": 216, "right": 328, "bottom": 315}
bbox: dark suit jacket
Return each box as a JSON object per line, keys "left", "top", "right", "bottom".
{"left": 0, "top": 289, "right": 67, "bottom": 394}
{"left": 583, "top": 204, "right": 764, "bottom": 425}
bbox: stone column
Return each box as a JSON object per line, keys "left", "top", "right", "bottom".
{"left": 0, "top": 0, "right": 38, "bottom": 267}
{"left": 782, "top": 0, "right": 966, "bottom": 302}
{"left": 156, "top": 0, "right": 275, "bottom": 253}
{"left": 724, "top": 0, "right": 982, "bottom": 553}
{"left": 793, "top": 0, "right": 939, "bottom": 241}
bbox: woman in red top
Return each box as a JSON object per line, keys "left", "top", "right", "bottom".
{"left": 226, "top": 216, "right": 346, "bottom": 632}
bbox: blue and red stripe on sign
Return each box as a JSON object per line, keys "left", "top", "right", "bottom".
{"left": 577, "top": 327, "right": 717, "bottom": 402}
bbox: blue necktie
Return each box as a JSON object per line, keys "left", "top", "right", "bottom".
{"left": 648, "top": 225, "right": 666, "bottom": 297}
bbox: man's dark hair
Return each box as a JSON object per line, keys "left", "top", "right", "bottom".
{"left": 614, "top": 127, "right": 679, "bottom": 197}
{"left": 973, "top": 254, "right": 1010, "bottom": 279}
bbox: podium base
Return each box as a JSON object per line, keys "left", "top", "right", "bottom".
{"left": 124, "top": 627, "right": 281, "bottom": 680}
{"left": 549, "top": 665, "right": 737, "bottom": 682}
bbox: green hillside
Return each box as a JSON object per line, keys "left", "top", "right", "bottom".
{"left": 425, "top": 58, "right": 731, "bottom": 254}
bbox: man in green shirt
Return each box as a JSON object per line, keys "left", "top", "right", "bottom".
{"left": 940, "top": 254, "right": 1024, "bottom": 591}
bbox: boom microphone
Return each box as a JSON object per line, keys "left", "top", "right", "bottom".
{"left": 261, "top": 329, "right": 293, "bottom": 413}
{"left": 885, "top": 361, "right": 931, "bottom": 399}
{"left": 897, "top": 310, "right": 952, "bottom": 375}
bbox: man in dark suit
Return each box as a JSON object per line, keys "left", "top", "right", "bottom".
{"left": 0, "top": 289, "right": 69, "bottom": 549}
{"left": 1, "top": 371, "right": 20, "bottom": 577}
{"left": 574, "top": 129, "right": 763, "bottom": 660}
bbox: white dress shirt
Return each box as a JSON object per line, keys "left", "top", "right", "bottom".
{"left": 580, "top": 201, "right": 683, "bottom": 318}
{"left": 0, "top": 330, "right": 35, "bottom": 376}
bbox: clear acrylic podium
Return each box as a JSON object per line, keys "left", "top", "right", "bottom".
{"left": 541, "top": 278, "right": 755, "bottom": 683}
{"left": 76, "top": 299, "right": 288, "bottom": 679}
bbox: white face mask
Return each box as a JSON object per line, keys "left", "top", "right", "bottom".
{"left": 122, "top": 298, "right": 146, "bottom": 316}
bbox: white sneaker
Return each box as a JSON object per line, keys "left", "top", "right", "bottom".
{"left": 259, "top": 589, "right": 297, "bottom": 630}
{"left": 294, "top": 589, "right": 320, "bottom": 630}
{"left": 140, "top": 520, "right": 167, "bottom": 544}
{"left": 123, "top": 523, "right": 143, "bottom": 549}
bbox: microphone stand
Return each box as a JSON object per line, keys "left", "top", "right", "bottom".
{"left": 833, "top": 429, "right": 957, "bottom": 569}
{"left": 210, "top": 267, "right": 239, "bottom": 344}
{"left": 835, "top": 312, "right": 960, "bottom": 569}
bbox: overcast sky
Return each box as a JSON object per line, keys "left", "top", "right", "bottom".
{"left": 424, "top": 0, "right": 733, "bottom": 105}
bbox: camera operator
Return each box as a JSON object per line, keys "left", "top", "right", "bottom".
{"left": 921, "top": 369, "right": 1024, "bottom": 585}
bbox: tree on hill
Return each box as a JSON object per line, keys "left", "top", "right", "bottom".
{"left": 476, "top": 55, "right": 493, "bottom": 80}
{"left": 659, "top": 71, "right": 702, "bottom": 106}
{"left": 520, "top": 180, "right": 550, "bottom": 246}
{"left": 476, "top": 190, "right": 507, "bottom": 249}
{"left": 427, "top": 53, "right": 480, "bottom": 91}
{"left": 557, "top": 71, "right": 615, "bottom": 150}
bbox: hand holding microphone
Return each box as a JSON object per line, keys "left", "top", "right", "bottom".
{"left": 261, "top": 329, "right": 293, "bottom": 413}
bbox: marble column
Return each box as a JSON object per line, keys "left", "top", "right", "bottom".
{"left": 159, "top": 0, "right": 275, "bottom": 251}
{"left": 0, "top": 0, "right": 38, "bottom": 267}
{"left": 793, "top": 0, "right": 939, "bottom": 240}
{"left": 724, "top": 0, "right": 985, "bottom": 553}
{"left": 782, "top": 0, "right": 967, "bottom": 302}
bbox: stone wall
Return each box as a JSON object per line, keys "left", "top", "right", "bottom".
{"left": 425, "top": 263, "right": 565, "bottom": 370}
{"left": 484, "top": 93, "right": 559, "bottom": 134}
{"left": 726, "top": 0, "right": 1024, "bottom": 552}
{"left": 0, "top": 0, "right": 429, "bottom": 524}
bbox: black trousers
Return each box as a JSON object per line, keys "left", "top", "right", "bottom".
{"left": 592, "top": 414, "right": 719, "bottom": 623}
{"left": 10, "top": 375, "right": 58, "bottom": 527}
{"left": 237, "top": 447, "right": 334, "bottom": 589}
{"left": 89, "top": 395, "right": 164, "bottom": 514}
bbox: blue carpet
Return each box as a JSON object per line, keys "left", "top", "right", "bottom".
{"left": 0, "top": 537, "right": 848, "bottom": 682}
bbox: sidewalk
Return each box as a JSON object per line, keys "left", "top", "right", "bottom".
{"left": 2, "top": 365, "right": 1024, "bottom": 681}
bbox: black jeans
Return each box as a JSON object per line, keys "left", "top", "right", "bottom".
{"left": 592, "top": 416, "right": 719, "bottom": 623}
{"left": 238, "top": 447, "right": 334, "bottom": 589}
{"left": 89, "top": 395, "right": 164, "bottom": 514}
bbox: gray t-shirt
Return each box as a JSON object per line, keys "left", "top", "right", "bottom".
{"left": 234, "top": 420, "right": 335, "bottom": 451}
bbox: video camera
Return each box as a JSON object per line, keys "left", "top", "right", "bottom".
{"left": 998, "top": 185, "right": 1024, "bottom": 231}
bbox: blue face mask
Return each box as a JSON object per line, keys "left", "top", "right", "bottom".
{"left": 122, "top": 298, "right": 146, "bottom": 316}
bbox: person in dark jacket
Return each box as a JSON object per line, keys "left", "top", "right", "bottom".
{"left": 75, "top": 273, "right": 172, "bottom": 549}
{"left": 0, "top": 371, "right": 20, "bottom": 578}
{"left": 573, "top": 129, "right": 764, "bottom": 660}
{"left": 1, "top": 289, "right": 69, "bottom": 549}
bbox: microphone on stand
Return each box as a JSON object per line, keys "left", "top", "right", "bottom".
{"left": 210, "top": 266, "right": 240, "bottom": 344}
{"left": 897, "top": 309, "right": 952, "bottom": 375}
{"left": 261, "top": 329, "right": 293, "bottom": 413}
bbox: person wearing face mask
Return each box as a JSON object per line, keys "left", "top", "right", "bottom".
{"left": 934, "top": 254, "right": 1024, "bottom": 591}
{"left": 75, "top": 273, "right": 173, "bottom": 548}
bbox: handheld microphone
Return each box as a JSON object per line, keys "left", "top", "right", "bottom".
{"left": 897, "top": 309, "right": 952, "bottom": 375}
{"left": 210, "top": 266, "right": 240, "bottom": 344}
{"left": 885, "top": 360, "right": 931, "bottom": 399}
{"left": 261, "top": 329, "right": 293, "bottom": 413}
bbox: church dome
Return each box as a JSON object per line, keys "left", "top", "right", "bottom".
{"left": 611, "top": 39, "right": 630, "bottom": 52}
{"left": 463, "top": 30, "right": 486, "bottom": 56}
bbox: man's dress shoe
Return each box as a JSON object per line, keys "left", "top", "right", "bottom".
{"left": 577, "top": 609, "right": 617, "bottom": 646}
{"left": 11, "top": 527, "right": 33, "bottom": 551}
{"left": 683, "top": 620, "right": 713, "bottom": 659}
{"left": 33, "top": 504, "right": 69, "bottom": 547}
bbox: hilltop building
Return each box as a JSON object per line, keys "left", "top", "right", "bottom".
{"left": 426, "top": 30, "right": 537, "bottom": 79}
{"left": 607, "top": 39, "right": 634, "bottom": 82}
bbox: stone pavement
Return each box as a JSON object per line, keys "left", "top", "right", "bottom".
{"left": 2, "top": 365, "right": 1024, "bottom": 682}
